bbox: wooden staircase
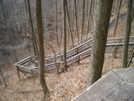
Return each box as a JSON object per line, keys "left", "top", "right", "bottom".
{"left": 14, "top": 36, "right": 134, "bottom": 79}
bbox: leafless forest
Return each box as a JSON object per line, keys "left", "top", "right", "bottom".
{"left": 0, "top": 0, "right": 134, "bottom": 101}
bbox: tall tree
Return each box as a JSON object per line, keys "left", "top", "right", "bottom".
{"left": 113, "top": 0, "right": 122, "bottom": 37}
{"left": 122, "top": 0, "right": 133, "bottom": 68}
{"left": 63, "top": 0, "right": 67, "bottom": 70}
{"left": 81, "top": 0, "right": 85, "bottom": 43}
{"left": 36, "top": 0, "right": 49, "bottom": 99}
{"left": 55, "top": 0, "right": 60, "bottom": 47}
{"left": 74, "top": 0, "right": 79, "bottom": 44}
{"left": 131, "top": 0, "right": 134, "bottom": 21}
{"left": 87, "top": 0, "right": 113, "bottom": 87}
{"left": 86, "top": 0, "right": 93, "bottom": 39}
{"left": 27, "top": 0, "right": 39, "bottom": 57}
{"left": 66, "top": 0, "right": 74, "bottom": 46}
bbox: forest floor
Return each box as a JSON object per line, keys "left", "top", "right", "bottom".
{"left": 0, "top": 53, "right": 123, "bottom": 101}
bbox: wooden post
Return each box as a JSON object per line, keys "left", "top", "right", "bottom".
{"left": 77, "top": 48, "right": 80, "bottom": 65}
{"left": 61, "top": 55, "right": 63, "bottom": 61}
{"left": 113, "top": 47, "right": 117, "bottom": 58}
{"left": 0, "top": 68, "right": 7, "bottom": 87}
{"left": 16, "top": 66, "right": 21, "bottom": 80}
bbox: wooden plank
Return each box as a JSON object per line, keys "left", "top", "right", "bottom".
{"left": 67, "top": 48, "right": 91, "bottom": 62}
{"left": 17, "top": 62, "right": 38, "bottom": 73}
{"left": 105, "top": 46, "right": 134, "bottom": 52}
{"left": 106, "top": 42, "right": 134, "bottom": 46}
{"left": 14, "top": 56, "right": 32, "bottom": 65}
{"left": 107, "top": 36, "right": 134, "bottom": 41}
{"left": 66, "top": 39, "right": 92, "bottom": 53}
{"left": 72, "top": 67, "right": 134, "bottom": 101}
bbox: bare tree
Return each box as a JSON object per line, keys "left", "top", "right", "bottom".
{"left": 81, "top": 0, "right": 85, "bottom": 43}
{"left": 36, "top": 0, "right": 49, "bottom": 99}
{"left": 86, "top": 0, "right": 93, "bottom": 39}
{"left": 122, "top": 0, "right": 133, "bottom": 68}
{"left": 27, "top": 0, "right": 39, "bottom": 57}
{"left": 87, "top": 0, "right": 113, "bottom": 87}
{"left": 66, "top": 0, "right": 74, "bottom": 46}
{"left": 74, "top": 0, "right": 79, "bottom": 44}
{"left": 131, "top": 0, "right": 134, "bottom": 21}
{"left": 113, "top": 0, "right": 122, "bottom": 37}
{"left": 55, "top": 0, "right": 60, "bottom": 48}
{"left": 63, "top": 0, "right": 67, "bottom": 70}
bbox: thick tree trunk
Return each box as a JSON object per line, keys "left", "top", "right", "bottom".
{"left": 122, "top": 0, "right": 133, "bottom": 68}
{"left": 87, "top": 0, "right": 113, "bottom": 87}
{"left": 36, "top": 0, "right": 49, "bottom": 99}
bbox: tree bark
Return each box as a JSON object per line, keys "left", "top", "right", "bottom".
{"left": 66, "top": 0, "right": 74, "bottom": 46}
{"left": 86, "top": 0, "right": 93, "bottom": 39}
{"left": 81, "top": 0, "right": 85, "bottom": 43}
{"left": 74, "top": 0, "right": 79, "bottom": 44}
{"left": 27, "top": 0, "right": 39, "bottom": 57}
{"left": 36, "top": 0, "right": 49, "bottom": 99}
{"left": 122, "top": 0, "right": 133, "bottom": 68}
{"left": 55, "top": 0, "right": 60, "bottom": 48}
{"left": 113, "top": 0, "right": 122, "bottom": 37}
{"left": 131, "top": 1, "right": 134, "bottom": 21}
{"left": 63, "top": 0, "right": 67, "bottom": 70}
{"left": 87, "top": 0, "right": 113, "bottom": 87}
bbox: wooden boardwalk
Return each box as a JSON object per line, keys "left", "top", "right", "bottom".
{"left": 71, "top": 67, "right": 134, "bottom": 101}
{"left": 14, "top": 36, "right": 134, "bottom": 79}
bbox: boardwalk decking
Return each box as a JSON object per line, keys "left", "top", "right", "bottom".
{"left": 71, "top": 67, "right": 134, "bottom": 101}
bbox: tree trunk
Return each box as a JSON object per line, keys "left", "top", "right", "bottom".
{"left": 66, "top": 0, "right": 74, "bottom": 47}
{"left": 63, "top": 0, "right": 67, "bottom": 70}
{"left": 74, "top": 0, "right": 79, "bottom": 44}
{"left": 113, "top": 0, "right": 122, "bottom": 37}
{"left": 87, "top": 0, "right": 113, "bottom": 87}
{"left": 36, "top": 0, "right": 49, "bottom": 99}
{"left": 86, "top": 0, "right": 93, "bottom": 39}
{"left": 81, "top": 0, "right": 85, "bottom": 43}
{"left": 55, "top": 0, "right": 60, "bottom": 48}
{"left": 27, "top": 0, "right": 39, "bottom": 57}
{"left": 122, "top": 0, "right": 133, "bottom": 68}
{"left": 131, "top": 1, "right": 134, "bottom": 21}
